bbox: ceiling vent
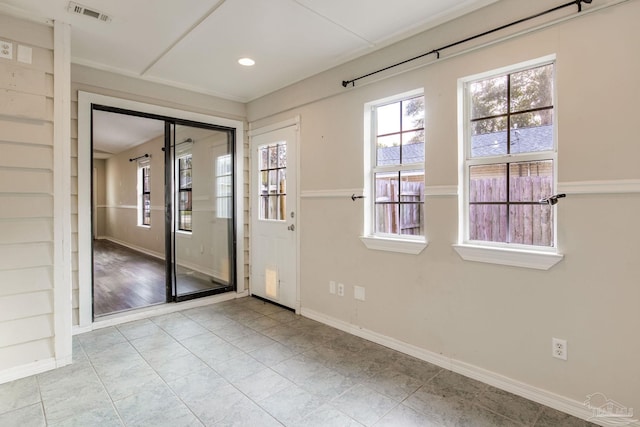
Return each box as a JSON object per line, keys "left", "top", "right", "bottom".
{"left": 67, "top": 2, "right": 112, "bottom": 23}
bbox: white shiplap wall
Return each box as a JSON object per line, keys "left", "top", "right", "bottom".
{"left": 0, "top": 15, "right": 56, "bottom": 373}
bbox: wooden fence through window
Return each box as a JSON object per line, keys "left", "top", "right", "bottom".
{"left": 469, "top": 176, "right": 553, "bottom": 246}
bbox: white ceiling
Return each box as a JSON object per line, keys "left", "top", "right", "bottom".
{"left": 92, "top": 110, "right": 164, "bottom": 158}
{"left": 0, "top": 0, "right": 498, "bottom": 102}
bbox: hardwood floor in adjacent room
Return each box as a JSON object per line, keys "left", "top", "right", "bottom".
{"left": 93, "top": 239, "right": 166, "bottom": 317}
{"left": 93, "top": 239, "right": 232, "bottom": 317}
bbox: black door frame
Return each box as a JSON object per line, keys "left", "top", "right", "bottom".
{"left": 90, "top": 104, "right": 237, "bottom": 316}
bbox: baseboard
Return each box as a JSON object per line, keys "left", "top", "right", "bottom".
{"left": 300, "top": 307, "right": 632, "bottom": 427}
{"left": 102, "top": 236, "right": 164, "bottom": 260}
{"left": 176, "top": 260, "right": 224, "bottom": 283}
{"left": 0, "top": 358, "right": 57, "bottom": 384}
{"left": 73, "top": 290, "right": 249, "bottom": 335}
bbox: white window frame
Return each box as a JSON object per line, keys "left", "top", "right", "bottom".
{"left": 454, "top": 55, "right": 563, "bottom": 270}
{"left": 216, "top": 154, "right": 232, "bottom": 219}
{"left": 361, "top": 89, "right": 427, "bottom": 255}
{"left": 175, "top": 151, "right": 193, "bottom": 234}
{"left": 137, "top": 158, "right": 151, "bottom": 228}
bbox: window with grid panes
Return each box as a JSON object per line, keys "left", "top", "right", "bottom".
{"left": 141, "top": 163, "right": 151, "bottom": 226}
{"left": 258, "top": 142, "right": 286, "bottom": 221}
{"left": 178, "top": 154, "right": 192, "bottom": 232}
{"left": 372, "top": 95, "right": 425, "bottom": 237}
{"left": 216, "top": 154, "right": 232, "bottom": 219}
{"left": 463, "top": 60, "right": 557, "bottom": 248}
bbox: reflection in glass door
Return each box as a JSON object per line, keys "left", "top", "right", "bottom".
{"left": 170, "top": 123, "right": 235, "bottom": 301}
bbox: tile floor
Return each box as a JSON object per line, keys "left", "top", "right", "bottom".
{"left": 0, "top": 297, "right": 596, "bottom": 426}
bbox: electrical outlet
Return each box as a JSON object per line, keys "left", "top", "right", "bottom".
{"left": 354, "top": 285, "right": 365, "bottom": 301}
{"left": 337, "top": 282, "right": 344, "bottom": 297}
{"left": 552, "top": 338, "right": 567, "bottom": 360}
{"left": 329, "top": 280, "right": 336, "bottom": 294}
{"left": 0, "top": 40, "right": 13, "bottom": 60}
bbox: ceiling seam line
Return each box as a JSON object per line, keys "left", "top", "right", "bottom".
{"left": 139, "top": 0, "right": 227, "bottom": 77}
{"left": 291, "top": 0, "right": 375, "bottom": 46}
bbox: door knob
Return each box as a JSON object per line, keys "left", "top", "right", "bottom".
{"left": 287, "top": 224, "right": 295, "bottom": 231}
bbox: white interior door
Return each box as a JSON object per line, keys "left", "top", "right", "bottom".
{"left": 250, "top": 123, "right": 298, "bottom": 310}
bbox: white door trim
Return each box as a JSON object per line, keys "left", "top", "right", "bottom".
{"left": 53, "top": 20, "right": 73, "bottom": 368}
{"left": 249, "top": 117, "right": 301, "bottom": 312}
{"left": 77, "top": 92, "right": 245, "bottom": 328}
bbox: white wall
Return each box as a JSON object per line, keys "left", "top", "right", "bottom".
{"left": 103, "top": 135, "right": 165, "bottom": 256}
{"left": 248, "top": 0, "right": 640, "bottom": 420}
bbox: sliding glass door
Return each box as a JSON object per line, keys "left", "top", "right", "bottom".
{"left": 169, "top": 122, "right": 235, "bottom": 301}
{"left": 90, "top": 105, "right": 236, "bottom": 317}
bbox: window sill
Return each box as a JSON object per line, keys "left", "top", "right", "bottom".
{"left": 453, "top": 243, "right": 563, "bottom": 270}
{"left": 137, "top": 224, "right": 150, "bottom": 229}
{"left": 360, "top": 235, "right": 427, "bottom": 255}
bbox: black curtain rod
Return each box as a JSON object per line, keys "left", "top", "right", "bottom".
{"left": 341, "top": 0, "right": 592, "bottom": 88}
{"left": 129, "top": 153, "right": 149, "bottom": 162}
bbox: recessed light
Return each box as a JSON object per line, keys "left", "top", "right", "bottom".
{"left": 238, "top": 57, "right": 255, "bottom": 67}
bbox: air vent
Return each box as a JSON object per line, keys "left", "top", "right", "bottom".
{"left": 67, "top": 2, "right": 112, "bottom": 23}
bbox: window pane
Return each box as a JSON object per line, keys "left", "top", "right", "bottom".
{"left": 375, "top": 203, "right": 399, "bottom": 234}
{"left": 470, "top": 117, "right": 507, "bottom": 157}
{"left": 269, "top": 195, "right": 279, "bottom": 220}
{"left": 278, "top": 169, "right": 286, "bottom": 194}
{"left": 377, "top": 102, "right": 400, "bottom": 135}
{"left": 268, "top": 170, "right": 278, "bottom": 194}
{"left": 510, "top": 111, "right": 553, "bottom": 154}
{"left": 279, "top": 194, "right": 286, "bottom": 220}
{"left": 469, "top": 164, "right": 507, "bottom": 202}
{"left": 180, "top": 211, "right": 192, "bottom": 231}
{"left": 260, "top": 196, "right": 268, "bottom": 219}
{"left": 400, "top": 204, "right": 423, "bottom": 236}
{"left": 142, "top": 167, "right": 150, "bottom": 192}
{"left": 510, "top": 64, "right": 553, "bottom": 112}
{"left": 470, "top": 75, "right": 507, "bottom": 119}
{"left": 400, "top": 171, "right": 424, "bottom": 202}
{"left": 269, "top": 145, "right": 278, "bottom": 168}
{"left": 469, "top": 204, "right": 507, "bottom": 243}
{"left": 179, "top": 169, "right": 191, "bottom": 189}
{"left": 259, "top": 147, "right": 268, "bottom": 170}
{"left": 217, "top": 196, "right": 231, "bottom": 219}
{"left": 375, "top": 172, "right": 398, "bottom": 203}
{"left": 401, "top": 131, "right": 424, "bottom": 164}
{"left": 375, "top": 172, "right": 399, "bottom": 234}
{"left": 218, "top": 175, "right": 231, "bottom": 197}
{"left": 179, "top": 191, "right": 192, "bottom": 210}
{"left": 260, "top": 171, "right": 268, "bottom": 195}
{"left": 143, "top": 194, "right": 151, "bottom": 225}
{"left": 510, "top": 204, "right": 554, "bottom": 246}
{"left": 402, "top": 96, "right": 424, "bottom": 132}
{"left": 376, "top": 135, "right": 400, "bottom": 166}
{"left": 278, "top": 144, "right": 287, "bottom": 168}
{"left": 509, "top": 161, "right": 554, "bottom": 202}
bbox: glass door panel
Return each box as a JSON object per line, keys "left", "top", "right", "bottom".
{"left": 170, "top": 123, "right": 235, "bottom": 301}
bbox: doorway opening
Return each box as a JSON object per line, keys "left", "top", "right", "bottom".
{"left": 91, "top": 106, "right": 236, "bottom": 318}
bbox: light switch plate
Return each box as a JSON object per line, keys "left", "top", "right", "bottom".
{"left": 0, "top": 40, "right": 13, "bottom": 60}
